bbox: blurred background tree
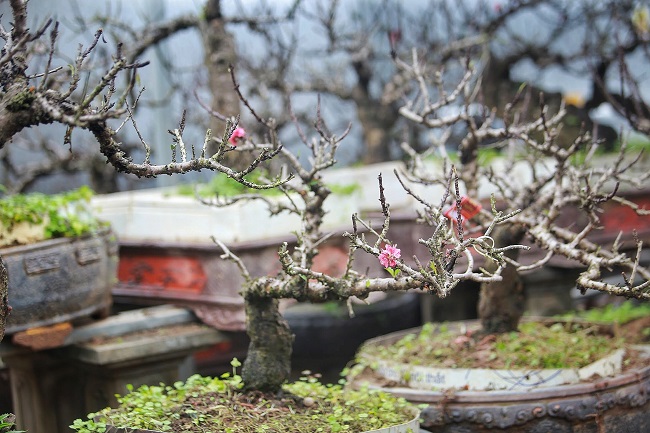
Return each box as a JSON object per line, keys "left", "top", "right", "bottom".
{"left": 1, "top": 0, "right": 649, "bottom": 195}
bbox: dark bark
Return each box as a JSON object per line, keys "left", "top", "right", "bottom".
{"left": 241, "top": 295, "right": 294, "bottom": 393}
{"left": 350, "top": 58, "right": 399, "bottom": 164}
{"left": 478, "top": 224, "right": 526, "bottom": 334}
{"left": 0, "top": 81, "right": 53, "bottom": 149}
{"left": 358, "top": 101, "right": 397, "bottom": 164}
{"left": 0, "top": 256, "right": 8, "bottom": 342}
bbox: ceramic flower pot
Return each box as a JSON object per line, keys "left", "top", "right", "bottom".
{"left": 2, "top": 227, "right": 118, "bottom": 335}
{"left": 349, "top": 321, "right": 650, "bottom": 433}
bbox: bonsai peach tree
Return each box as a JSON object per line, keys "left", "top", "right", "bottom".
{"left": 385, "top": 50, "right": 650, "bottom": 335}
{"left": 66, "top": 83, "right": 528, "bottom": 432}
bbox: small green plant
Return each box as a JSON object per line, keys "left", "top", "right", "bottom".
{"left": 327, "top": 181, "right": 362, "bottom": 196}
{"left": 570, "top": 135, "right": 650, "bottom": 166}
{"left": 0, "top": 413, "right": 24, "bottom": 433}
{"left": 0, "top": 185, "right": 106, "bottom": 246}
{"left": 176, "top": 172, "right": 361, "bottom": 199}
{"left": 615, "top": 136, "right": 650, "bottom": 153}
{"left": 558, "top": 300, "right": 650, "bottom": 325}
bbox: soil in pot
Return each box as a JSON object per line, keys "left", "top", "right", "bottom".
{"left": 70, "top": 365, "right": 419, "bottom": 433}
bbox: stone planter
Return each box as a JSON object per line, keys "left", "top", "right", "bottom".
{"left": 349, "top": 321, "right": 650, "bottom": 433}
{"left": 2, "top": 227, "right": 117, "bottom": 336}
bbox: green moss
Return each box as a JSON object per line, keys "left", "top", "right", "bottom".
{"left": 175, "top": 171, "right": 283, "bottom": 198}
{"left": 70, "top": 366, "right": 416, "bottom": 433}
{"left": 7, "top": 88, "right": 36, "bottom": 112}
{"left": 359, "top": 320, "right": 624, "bottom": 370}
{"left": 0, "top": 186, "right": 106, "bottom": 245}
{"left": 558, "top": 300, "right": 650, "bottom": 325}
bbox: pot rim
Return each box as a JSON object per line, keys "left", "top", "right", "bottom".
{"left": 0, "top": 225, "right": 113, "bottom": 254}
{"left": 354, "top": 364, "right": 650, "bottom": 403}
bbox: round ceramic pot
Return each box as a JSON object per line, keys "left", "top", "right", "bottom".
{"left": 2, "top": 227, "right": 118, "bottom": 334}
{"left": 350, "top": 322, "right": 650, "bottom": 433}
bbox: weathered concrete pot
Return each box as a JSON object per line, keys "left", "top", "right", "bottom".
{"left": 350, "top": 323, "right": 650, "bottom": 433}
{"left": 2, "top": 227, "right": 117, "bottom": 335}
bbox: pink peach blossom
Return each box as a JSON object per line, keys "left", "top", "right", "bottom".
{"left": 378, "top": 244, "right": 401, "bottom": 268}
{"left": 229, "top": 127, "right": 246, "bottom": 145}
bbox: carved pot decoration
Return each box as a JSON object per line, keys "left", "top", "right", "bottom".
{"left": 350, "top": 322, "right": 650, "bottom": 433}
{"left": 2, "top": 227, "right": 118, "bottom": 335}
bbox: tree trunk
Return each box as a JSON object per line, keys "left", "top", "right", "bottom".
{"left": 357, "top": 100, "right": 398, "bottom": 164}
{"left": 351, "top": 59, "right": 398, "bottom": 164}
{"left": 241, "top": 295, "right": 294, "bottom": 393}
{"left": 201, "top": 0, "right": 243, "bottom": 166}
{"left": 1, "top": 256, "right": 8, "bottom": 342}
{"left": 478, "top": 224, "right": 526, "bottom": 334}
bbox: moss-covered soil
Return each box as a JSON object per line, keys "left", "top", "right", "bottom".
{"left": 69, "top": 303, "right": 650, "bottom": 433}
{"left": 71, "top": 367, "right": 416, "bottom": 433}
{"left": 353, "top": 301, "right": 650, "bottom": 385}
{"left": 358, "top": 320, "right": 626, "bottom": 370}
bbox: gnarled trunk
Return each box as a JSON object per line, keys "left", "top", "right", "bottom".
{"left": 1, "top": 256, "right": 8, "bottom": 342}
{"left": 478, "top": 224, "right": 526, "bottom": 334}
{"left": 241, "top": 295, "right": 294, "bottom": 393}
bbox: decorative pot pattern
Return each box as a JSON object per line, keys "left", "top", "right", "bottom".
{"left": 414, "top": 364, "right": 650, "bottom": 432}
